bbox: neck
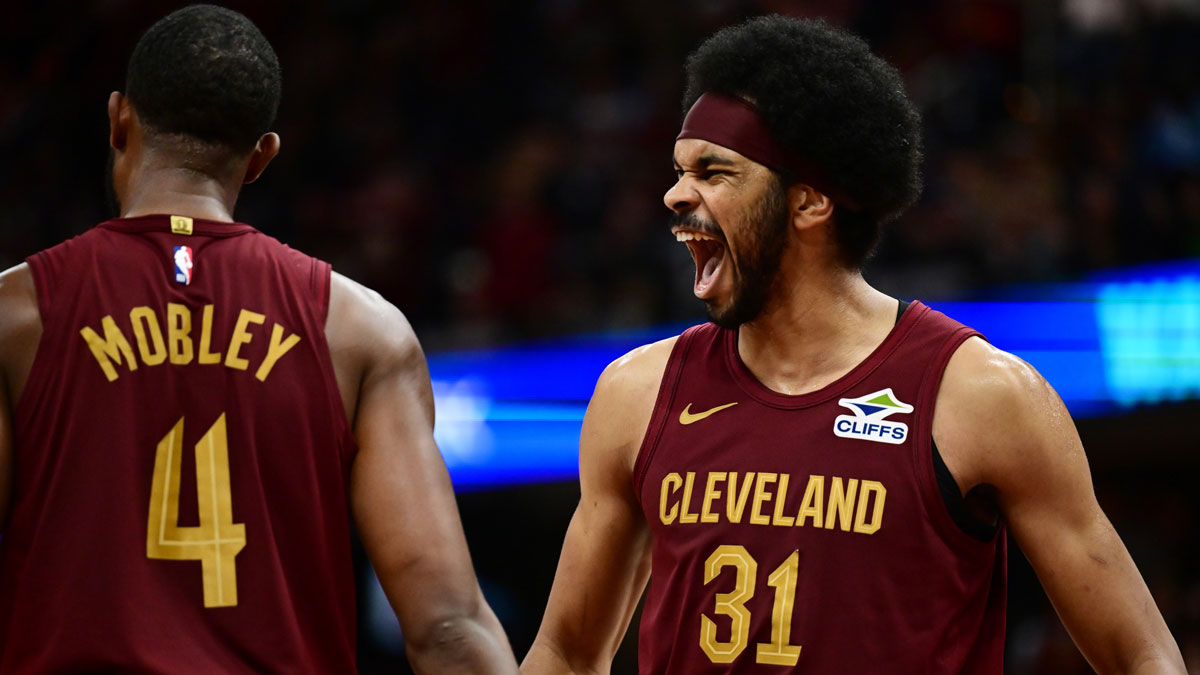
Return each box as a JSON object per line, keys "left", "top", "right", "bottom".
{"left": 735, "top": 263, "right": 898, "bottom": 396}
{"left": 119, "top": 148, "right": 241, "bottom": 222}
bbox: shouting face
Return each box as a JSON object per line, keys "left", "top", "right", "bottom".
{"left": 666, "top": 139, "right": 791, "bottom": 328}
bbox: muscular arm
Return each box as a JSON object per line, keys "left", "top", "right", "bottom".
{"left": 327, "top": 273, "right": 517, "bottom": 674}
{"left": 935, "top": 338, "right": 1184, "bottom": 675}
{"left": 521, "top": 339, "right": 675, "bottom": 675}
{"left": 0, "top": 263, "right": 41, "bottom": 531}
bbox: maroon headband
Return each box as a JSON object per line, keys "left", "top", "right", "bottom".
{"left": 677, "top": 92, "right": 859, "bottom": 212}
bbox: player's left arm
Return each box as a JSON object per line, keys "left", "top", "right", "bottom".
{"left": 934, "top": 337, "right": 1185, "bottom": 675}
{"left": 329, "top": 274, "right": 518, "bottom": 674}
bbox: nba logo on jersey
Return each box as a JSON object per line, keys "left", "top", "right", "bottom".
{"left": 833, "top": 388, "right": 914, "bottom": 444}
{"left": 173, "top": 246, "right": 194, "bottom": 285}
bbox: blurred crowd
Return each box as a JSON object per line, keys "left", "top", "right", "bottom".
{"left": 4, "top": 0, "right": 1200, "bottom": 346}
{"left": 3, "top": 0, "right": 1200, "bottom": 672}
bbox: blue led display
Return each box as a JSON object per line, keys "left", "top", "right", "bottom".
{"left": 1095, "top": 276, "right": 1200, "bottom": 406}
{"left": 429, "top": 261, "right": 1200, "bottom": 490}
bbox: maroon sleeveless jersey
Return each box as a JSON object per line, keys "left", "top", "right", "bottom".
{"left": 0, "top": 215, "right": 358, "bottom": 672}
{"left": 633, "top": 303, "right": 1006, "bottom": 674}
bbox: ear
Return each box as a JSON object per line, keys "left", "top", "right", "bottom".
{"left": 242, "top": 132, "right": 280, "bottom": 184}
{"left": 108, "top": 91, "right": 130, "bottom": 151}
{"left": 787, "top": 183, "right": 835, "bottom": 230}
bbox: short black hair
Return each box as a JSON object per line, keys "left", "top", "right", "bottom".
{"left": 125, "top": 4, "right": 281, "bottom": 152}
{"left": 684, "top": 16, "right": 923, "bottom": 266}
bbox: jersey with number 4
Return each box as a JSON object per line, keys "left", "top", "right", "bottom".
{"left": 0, "top": 215, "right": 358, "bottom": 673}
{"left": 633, "top": 304, "right": 1006, "bottom": 674}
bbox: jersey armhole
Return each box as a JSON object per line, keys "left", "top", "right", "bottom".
{"left": 902, "top": 300, "right": 997, "bottom": 541}
{"left": 12, "top": 252, "right": 57, "bottom": 427}
{"left": 631, "top": 330, "right": 695, "bottom": 502}
{"left": 913, "top": 329, "right": 1001, "bottom": 551}
{"left": 311, "top": 258, "right": 328, "bottom": 321}
{"left": 311, "top": 261, "right": 357, "bottom": 466}
{"left": 25, "top": 252, "right": 54, "bottom": 326}
{"left": 931, "top": 439, "right": 999, "bottom": 541}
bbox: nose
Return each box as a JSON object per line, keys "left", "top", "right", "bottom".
{"left": 663, "top": 177, "right": 697, "bottom": 214}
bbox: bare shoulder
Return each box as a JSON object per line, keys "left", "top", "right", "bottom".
{"left": 326, "top": 272, "right": 428, "bottom": 422}
{"left": 588, "top": 336, "right": 678, "bottom": 431}
{"left": 593, "top": 336, "right": 678, "bottom": 408}
{"left": 327, "top": 271, "right": 425, "bottom": 376}
{"left": 936, "top": 336, "right": 1069, "bottom": 442}
{"left": 0, "top": 263, "right": 42, "bottom": 391}
{"left": 582, "top": 336, "right": 678, "bottom": 479}
{"left": 933, "top": 336, "right": 1083, "bottom": 496}
{"left": 328, "top": 272, "right": 417, "bottom": 352}
{"left": 0, "top": 263, "right": 38, "bottom": 327}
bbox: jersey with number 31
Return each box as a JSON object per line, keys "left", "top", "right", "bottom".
{"left": 634, "top": 306, "right": 1006, "bottom": 674}
{"left": 0, "top": 215, "right": 358, "bottom": 673}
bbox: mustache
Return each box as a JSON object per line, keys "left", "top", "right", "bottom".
{"left": 668, "top": 212, "right": 724, "bottom": 239}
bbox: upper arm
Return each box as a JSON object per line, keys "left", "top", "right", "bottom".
{"left": 327, "top": 273, "right": 515, "bottom": 671}
{"left": 0, "top": 263, "right": 40, "bottom": 531}
{"left": 522, "top": 338, "right": 676, "bottom": 675}
{"left": 934, "top": 338, "right": 1184, "bottom": 674}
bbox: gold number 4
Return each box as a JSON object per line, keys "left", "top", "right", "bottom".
{"left": 146, "top": 414, "right": 246, "bottom": 608}
{"left": 700, "top": 545, "right": 802, "bottom": 666}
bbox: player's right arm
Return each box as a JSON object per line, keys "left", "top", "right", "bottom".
{"left": 0, "top": 263, "right": 40, "bottom": 531}
{"left": 326, "top": 272, "right": 518, "bottom": 674}
{"left": 0, "top": 353, "right": 9, "bottom": 530}
{"left": 521, "top": 338, "right": 676, "bottom": 675}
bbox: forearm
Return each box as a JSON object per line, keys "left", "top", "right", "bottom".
{"left": 520, "top": 639, "right": 605, "bottom": 675}
{"left": 1120, "top": 649, "right": 1186, "bottom": 675}
{"left": 406, "top": 610, "right": 519, "bottom": 675}
{"left": 1014, "top": 507, "right": 1184, "bottom": 675}
{"left": 1029, "top": 528, "right": 1184, "bottom": 675}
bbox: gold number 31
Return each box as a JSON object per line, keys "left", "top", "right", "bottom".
{"left": 146, "top": 414, "right": 246, "bottom": 608}
{"left": 700, "top": 545, "right": 802, "bottom": 665}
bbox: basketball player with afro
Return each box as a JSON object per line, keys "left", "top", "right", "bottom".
{"left": 522, "top": 15, "right": 1184, "bottom": 674}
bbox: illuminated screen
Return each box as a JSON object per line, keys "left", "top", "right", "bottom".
{"left": 429, "top": 260, "right": 1200, "bottom": 490}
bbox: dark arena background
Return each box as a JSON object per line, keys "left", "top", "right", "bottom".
{"left": 3, "top": 1, "right": 1200, "bottom": 672}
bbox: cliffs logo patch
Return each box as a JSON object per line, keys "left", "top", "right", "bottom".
{"left": 173, "top": 246, "right": 194, "bottom": 285}
{"left": 833, "top": 388, "right": 913, "bottom": 445}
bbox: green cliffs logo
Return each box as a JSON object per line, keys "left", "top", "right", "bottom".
{"left": 833, "top": 388, "right": 914, "bottom": 445}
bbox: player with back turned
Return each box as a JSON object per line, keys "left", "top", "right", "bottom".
{"left": 0, "top": 6, "right": 517, "bottom": 673}
{"left": 522, "top": 16, "right": 1185, "bottom": 674}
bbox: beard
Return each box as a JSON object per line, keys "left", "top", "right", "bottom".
{"left": 105, "top": 148, "right": 121, "bottom": 217}
{"left": 673, "top": 178, "right": 791, "bottom": 329}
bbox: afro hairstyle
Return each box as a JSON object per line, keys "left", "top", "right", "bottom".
{"left": 683, "top": 15, "right": 923, "bottom": 266}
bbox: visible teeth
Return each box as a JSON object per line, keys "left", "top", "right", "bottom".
{"left": 673, "top": 231, "right": 717, "bottom": 242}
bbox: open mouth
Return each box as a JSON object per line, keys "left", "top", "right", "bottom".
{"left": 673, "top": 228, "right": 727, "bottom": 298}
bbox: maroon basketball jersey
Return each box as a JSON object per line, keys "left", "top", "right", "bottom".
{"left": 634, "top": 303, "right": 1006, "bottom": 673}
{"left": 0, "top": 215, "right": 358, "bottom": 673}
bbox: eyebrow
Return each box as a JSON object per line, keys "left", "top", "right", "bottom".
{"left": 673, "top": 152, "right": 739, "bottom": 170}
